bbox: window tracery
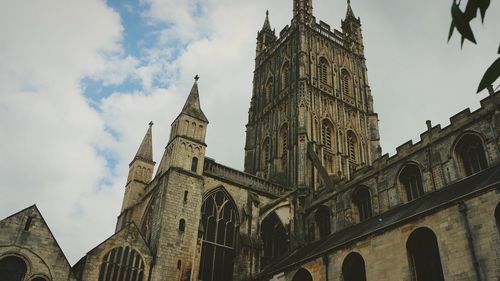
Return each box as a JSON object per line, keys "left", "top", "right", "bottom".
{"left": 198, "top": 190, "right": 238, "bottom": 281}
{"left": 98, "top": 247, "right": 145, "bottom": 281}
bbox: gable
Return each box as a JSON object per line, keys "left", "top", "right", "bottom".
{"left": 0, "top": 205, "right": 74, "bottom": 280}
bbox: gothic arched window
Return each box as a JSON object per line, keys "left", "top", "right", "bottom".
{"left": 199, "top": 189, "right": 238, "bottom": 281}
{"left": 261, "top": 212, "right": 289, "bottom": 266}
{"left": 399, "top": 164, "right": 424, "bottom": 202}
{"left": 454, "top": 134, "right": 488, "bottom": 176}
{"left": 342, "top": 252, "right": 367, "bottom": 281}
{"left": 262, "top": 137, "right": 271, "bottom": 171}
{"left": 191, "top": 157, "right": 198, "bottom": 172}
{"left": 264, "top": 78, "right": 273, "bottom": 105}
{"left": 98, "top": 247, "right": 145, "bottom": 281}
{"left": 140, "top": 207, "right": 153, "bottom": 243}
{"left": 321, "top": 120, "right": 334, "bottom": 150}
{"left": 0, "top": 256, "right": 27, "bottom": 281}
{"left": 341, "top": 69, "right": 351, "bottom": 96}
{"left": 279, "top": 124, "right": 288, "bottom": 161}
{"left": 319, "top": 57, "right": 330, "bottom": 85}
{"left": 347, "top": 130, "right": 358, "bottom": 173}
{"left": 281, "top": 62, "right": 290, "bottom": 89}
{"left": 352, "top": 187, "right": 372, "bottom": 222}
{"left": 314, "top": 206, "right": 331, "bottom": 239}
{"left": 407, "top": 228, "right": 444, "bottom": 281}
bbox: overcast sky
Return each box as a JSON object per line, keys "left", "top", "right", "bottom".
{"left": 0, "top": 0, "right": 498, "bottom": 264}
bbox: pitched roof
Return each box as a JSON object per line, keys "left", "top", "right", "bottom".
{"left": 256, "top": 165, "right": 500, "bottom": 279}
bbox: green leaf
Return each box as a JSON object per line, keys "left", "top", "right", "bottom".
{"left": 448, "top": 22, "right": 455, "bottom": 42}
{"left": 478, "top": 0, "right": 490, "bottom": 22}
{"left": 477, "top": 57, "right": 500, "bottom": 93}
{"left": 451, "top": 2, "right": 477, "bottom": 44}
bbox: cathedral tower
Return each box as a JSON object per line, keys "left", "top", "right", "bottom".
{"left": 150, "top": 77, "right": 208, "bottom": 281}
{"left": 244, "top": 0, "right": 380, "bottom": 192}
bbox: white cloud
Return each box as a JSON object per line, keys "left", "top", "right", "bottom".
{"left": 0, "top": 0, "right": 126, "bottom": 263}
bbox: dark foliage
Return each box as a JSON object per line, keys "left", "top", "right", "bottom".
{"left": 448, "top": 0, "right": 498, "bottom": 93}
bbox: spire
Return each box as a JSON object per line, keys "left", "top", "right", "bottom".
{"left": 133, "top": 122, "right": 154, "bottom": 164}
{"left": 180, "top": 75, "right": 208, "bottom": 122}
{"left": 261, "top": 10, "right": 272, "bottom": 31}
{"left": 346, "top": 0, "right": 356, "bottom": 20}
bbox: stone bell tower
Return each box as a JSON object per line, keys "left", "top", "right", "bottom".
{"left": 244, "top": 0, "right": 380, "bottom": 192}
{"left": 151, "top": 76, "right": 209, "bottom": 281}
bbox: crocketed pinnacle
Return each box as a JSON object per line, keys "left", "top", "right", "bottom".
{"left": 134, "top": 122, "right": 154, "bottom": 163}
{"left": 180, "top": 75, "right": 208, "bottom": 122}
{"left": 346, "top": 0, "right": 356, "bottom": 20}
{"left": 261, "top": 10, "right": 272, "bottom": 31}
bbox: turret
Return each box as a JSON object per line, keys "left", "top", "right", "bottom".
{"left": 342, "top": 0, "right": 364, "bottom": 55}
{"left": 121, "top": 122, "right": 155, "bottom": 211}
{"left": 256, "top": 10, "right": 276, "bottom": 56}
{"left": 156, "top": 76, "right": 208, "bottom": 176}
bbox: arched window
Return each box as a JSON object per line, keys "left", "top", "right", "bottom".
{"left": 454, "top": 134, "right": 488, "bottom": 176}
{"left": 199, "top": 189, "right": 238, "bottom": 281}
{"left": 342, "top": 252, "right": 367, "bottom": 281}
{"left": 31, "top": 277, "right": 48, "bottom": 281}
{"left": 281, "top": 62, "right": 290, "bottom": 89}
{"left": 341, "top": 69, "right": 351, "bottom": 96}
{"left": 352, "top": 187, "right": 372, "bottom": 222}
{"left": 179, "top": 219, "right": 186, "bottom": 232}
{"left": 98, "top": 247, "right": 145, "bottom": 281}
{"left": 191, "top": 157, "right": 198, "bottom": 172}
{"left": 279, "top": 124, "right": 288, "bottom": 159}
{"left": 314, "top": 206, "right": 331, "bottom": 239}
{"left": 264, "top": 78, "right": 273, "bottom": 105}
{"left": 347, "top": 131, "right": 358, "bottom": 173}
{"left": 0, "top": 256, "right": 27, "bottom": 281}
{"left": 399, "top": 164, "right": 424, "bottom": 202}
{"left": 407, "top": 228, "right": 444, "bottom": 281}
{"left": 140, "top": 207, "right": 153, "bottom": 243}
{"left": 319, "top": 57, "right": 330, "bottom": 85}
{"left": 261, "top": 212, "right": 289, "bottom": 266}
{"left": 291, "top": 268, "right": 313, "bottom": 281}
{"left": 262, "top": 137, "right": 270, "bottom": 171}
{"left": 321, "top": 120, "right": 334, "bottom": 150}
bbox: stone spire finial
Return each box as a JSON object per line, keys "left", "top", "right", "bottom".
{"left": 134, "top": 123, "right": 154, "bottom": 163}
{"left": 346, "top": 0, "right": 356, "bottom": 19}
{"left": 180, "top": 76, "right": 208, "bottom": 122}
{"left": 261, "top": 10, "right": 272, "bottom": 31}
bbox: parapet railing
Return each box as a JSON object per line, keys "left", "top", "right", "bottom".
{"left": 204, "top": 158, "right": 290, "bottom": 197}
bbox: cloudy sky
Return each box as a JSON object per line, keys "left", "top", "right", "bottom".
{"left": 0, "top": 0, "right": 498, "bottom": 264}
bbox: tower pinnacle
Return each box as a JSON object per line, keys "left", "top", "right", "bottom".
{"left": 180, "top": 76, "right": 208, "bottom": 122}
{"left": 262, "top": 10, "right": 272, "bottom": 31}
{"left": 346, "top": 0, "right": 357, "bottom": 20}
{"left": 133, "top": 122, "right": 154, "bottom": 164}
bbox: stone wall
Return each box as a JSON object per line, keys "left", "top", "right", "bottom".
{"left": 0, "top": 206, "right": 74, "bottom": 281}
{"left": 267, "top": 186, "right": 500, "bottom": 281}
